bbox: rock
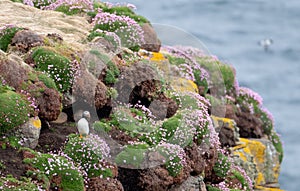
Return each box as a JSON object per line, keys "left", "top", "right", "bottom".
{"left": 233, "top": 138, "right": 281, "bottom": 188}
{"left": 10, "top": 29, "right": 44, "bottom": 53}
{"left": 50, "top": 112, "right": 68, "bottom": 124}
{"left": 88, "top": 177, "right": 124, "bottom": 191}
{"left": 0, "top": 53, "right": 62, "bottom": 121}
{"left": 36, "top": 86, "right": 61, "bottom": 121}
{"left": 211, "top": 116, "right": 239, "bottom": 147}
{"left": 18, "top": 117, "right": 41, "bottom": 148}
{"left": 236, "top": 106, "right": 264, "bottom": 138}
{"left": 141, "top": 23, "right": 161, "bottom": 52}
{"left": 169, "top": 175, "right": 206, "bottom": 191}
{"left": 0, "top": 0, "right": 91, "bottom": 50}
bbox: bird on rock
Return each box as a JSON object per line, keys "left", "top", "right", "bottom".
{"left": 77, "top": 111, "right": 90, "bottom": 138}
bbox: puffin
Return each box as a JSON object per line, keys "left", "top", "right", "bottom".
{"left": 77, "top": 111, "right": 91, "bottom": 138}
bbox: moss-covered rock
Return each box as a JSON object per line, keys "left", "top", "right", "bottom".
{"left": 0, "top": 25, "right": 23, "bottom": 52}
{"left": 0, "top": 90, "right": 30, "bottom": 135}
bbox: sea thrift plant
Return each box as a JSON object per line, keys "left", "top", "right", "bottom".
{"left": 24, "top": 0, "right": 93, "bottom": 14}
{"left": 31, "top": 47, "right": 75, "bottom": 92}
{"left": 155, "top": 142, "right": 186, "bottom": 177}
{"left": 63, "top": 134, "right": 112, "bottom": 178}
{"left": 92, "top": 9, "right": 144, "bottom": 51}
{"left": 0, "top": 90, "right": 30, "bottom": 135}
{"left": 23, "top": 150, "right": 85, "bottom": 190}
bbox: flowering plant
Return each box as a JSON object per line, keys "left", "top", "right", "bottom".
{"left": 91, "top": 9, "right": 144, "bottom": 51}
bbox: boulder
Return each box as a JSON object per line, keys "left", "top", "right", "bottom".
{"left": 141, "top": 23, "right": 161, "bottom": 52}
{"left": 18, "top": 117, "right": 41, "bottom": 148}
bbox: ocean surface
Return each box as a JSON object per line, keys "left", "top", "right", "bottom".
{"left": 106, "top": 0, "right": 299, "bottom": 190}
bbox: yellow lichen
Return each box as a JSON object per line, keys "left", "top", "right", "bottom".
{"left": 233, "top": 151, "right": 247, "bottom": 161}
{"left": 273, "top": 161, "right": 281, "bottom": 180}
{"left": 255, "top": 185, "right": 284, "bottom": 191}
{"left": 30, "top": 117, "right": 41, "bottom": 129}
{"left": 256, "top": 172, "right": 266, "bottom": 186}
{"left": 211, "top": 116, "right": 236, "bottom": 129}
{"left": 239, "top": 138, "right": 266, "bottom": 164}
{"left": 170, "top": 78, "right": 198, "bottom": 93}
{"left": 150, "top": 52, "right": 167, "bottom": 62}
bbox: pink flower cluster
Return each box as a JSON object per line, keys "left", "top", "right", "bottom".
{"left": 24, "top": 0, "right": 93, "bottom": 12}
{"left": 93, "top": 9, "right": 145, "bottom": 48}
{"left": 239, "top": 87, "right": 263, "bottom": 106}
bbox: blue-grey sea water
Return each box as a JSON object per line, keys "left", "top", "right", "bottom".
{"left": 107, "top": 0, "right": 299, "bottom": 190}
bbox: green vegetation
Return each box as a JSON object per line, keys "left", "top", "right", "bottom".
{"left": 115, "top": 143, "right": 149, "bottom": 168}
{"left": 213, "top": 152, "right": 231, "bottom": 178}
{"left": 0, "top": 26, "right": 22, "bottom": 52}
{"left": 23, "top": 149, "right": 85, "bottom": 191}
{"left": 63, "top": 134, "right": 113, "bottom": 178}
{"left": 230, "top": 170, "right": 251, "bottom": 191}
{"left": 93, "top": 120, "right": 112, "bottom": 133}
{"left": 197, "top": 57, "right": 235, "bottom": 94}
{"left": 37, "top": 73, "right": 58, "bottom": 90}
{"left": 0, "top": 175, "right": 41, "bottom": 191}
{"left": 89, "top": 49, "right": 120, "bottom": 84}
{"left": 55, "top": 5, "right": 82, "bottom": 15}
{"left": 88, "top": 3, "right": 149, "bottom": 25}
{"left": 206, "top": 185, "right": 222, "bottom": 191}
{"left": 0, "top": 90, "right": 30, "bottom": 135}
{"left": 270, "top": 131, "right": 283, "bottom": 163}
{"left": 31, "top": 47, "right": 73, "bottom": 92}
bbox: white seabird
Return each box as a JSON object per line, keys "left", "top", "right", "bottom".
{"left": 77, "top": 111, "right": 91, "bottom": 138}
{"left": 258, "top": 38, "right": 273, "bottom": 51}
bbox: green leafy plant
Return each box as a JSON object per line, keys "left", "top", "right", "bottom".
{"left": 0, "top": 90, "right": 30, "bottom": 135}
{"left": 115, "top": 143, "right": 149, "bottom": 168}
{"left": 213, "top": 152, "right": 231, "bottom": 178}
{"left": 0, "top": 175, "right": 42, "bottom": 191}
{"left": 63, "top": 134, "right": 112, "bottom": 178}
{"left": 23, "top": 149, "right": 85, "bottom": 191}
{"left": 0, "top": 26, "right": 23, "bottom": 52}
{"left": 31, "top": 47, "right": 73, "bottom": 92}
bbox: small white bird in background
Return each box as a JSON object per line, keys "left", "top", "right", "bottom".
{"left": 77, "top": 111, "right": 91, "bottom": 138}
{"left": 258, "top": 38, "right": 273, "bottom": 51}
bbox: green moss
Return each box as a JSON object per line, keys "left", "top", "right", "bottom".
{"left": 230, "top": 170, "right": 251, "bottom": 191}
{"left": 213, "top": 152, "right": 231, "bottom": 178}
{"left": 88, "top": 3, "right": 149, "bottom": 25}
{"left": 89, "top": 50, "right": 120, "bottom": 84}
{"left": 270, "top": 131, "right": 283, "bottom": 163}
{"left": 93, "top": 120, "right": 112, "bottom": 132}
{"left": 193, "top": 69, "right": 209, "bottom": 95}
{"left": 31, "top": 47, "right": 73, "bottom": 92}
{"left": 115, "top": 144, "right": 148, "bottom": 168}
{"left": 111, "top": 107, "right": 155, "bottom": 137}
{"left": 0, "top": 90, "right": 30, "bottom": 135}
{"left": 219, "top": 64, "right": 235, "bottom": 94}
{"left": 55, "top": 5, "right": 82, "bottom": 15}
{"left": 0, "top": 175, "right": 41, "bottom": 191}
{"left": 23, "top": 149, "right": 85, "bottom": 191}
{"left": 37, "top": 73, "right": 58, "bottom": 90}
{"left": 206, "top": 185, "right": 222, "bottom": 191}
{"left": 165, "top": 54, "right": 186, "bottom": 66}
{"left": 0, "top": 26, "right": 22, "bottom": 52}
{"left": 197, "top": 57, "right": 235, "bottom": 94}
{"left": 257, "top": 108, "right": 273, "bottom": 135}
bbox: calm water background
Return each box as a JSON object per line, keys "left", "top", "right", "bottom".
{"left": 107, "top": 0, "right": 299, "bottom": 190}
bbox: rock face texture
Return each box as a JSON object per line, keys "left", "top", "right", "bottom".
{"left": 0, "top": 1, "right": 283, "bottom": 191}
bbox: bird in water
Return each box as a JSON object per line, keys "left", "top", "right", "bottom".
{"left": 258, "top": 38, "right": 273, "bottom": 51}
{"left": 77, "top": 111, "right": 90, "bottom": 138}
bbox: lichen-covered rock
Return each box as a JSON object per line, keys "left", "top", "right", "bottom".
{"left": 211, "top": 116, "right": 239, "bottom": 147}
{"left": 141, "top": 23, "right": 161, "bottom": 52}
{"left": 18, "top": 117, "right": 41, "bottom": 148}
{"left": 169, "top": 175, "right": 206, "bottom": 191}
{"left": 233, "top": 138, "right": 281, "bottom": 189}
